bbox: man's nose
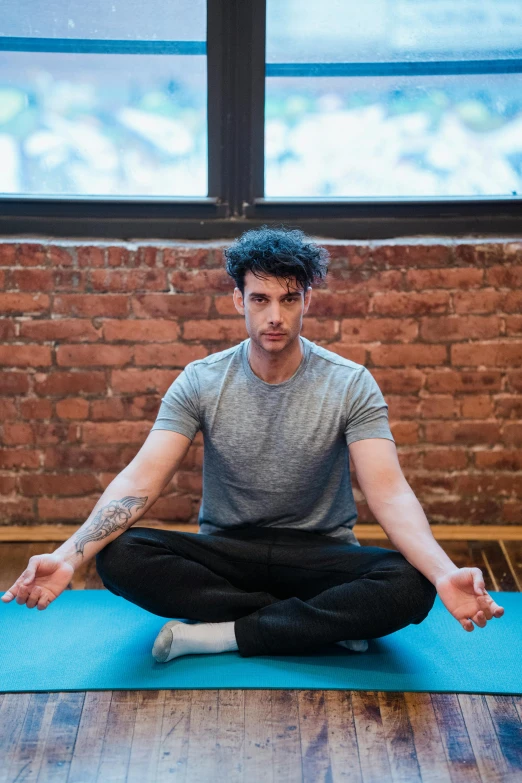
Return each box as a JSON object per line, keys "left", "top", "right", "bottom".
{"left": 268, "top": 305, "right": 283, "bottom": 323}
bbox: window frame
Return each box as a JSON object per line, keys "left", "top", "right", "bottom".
{"left": 0, "top": 0, "right": 521, "bottom": 239}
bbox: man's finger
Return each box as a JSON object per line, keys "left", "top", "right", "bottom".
{"left": 25, "top": 586, "right": 42, "bottom": 610}
{"left": 1, "top": 588, "right": 15, "bottom": 603}
{"left": 37, "top": 594, "right": 51, "bottom": 611}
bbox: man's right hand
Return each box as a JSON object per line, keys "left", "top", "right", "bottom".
{"left": 1, "top": 554, "right": 75, "bottom": 610}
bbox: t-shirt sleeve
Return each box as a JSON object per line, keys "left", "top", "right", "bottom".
{"left": 150, "top": 364, "right": 201, "bottom": 441}
{"left": 344, "top": 366, "right": 395, "bottom": 446}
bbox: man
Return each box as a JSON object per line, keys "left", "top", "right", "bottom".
{"left": 2, "top": 226, "right": 505, "bottom": 663}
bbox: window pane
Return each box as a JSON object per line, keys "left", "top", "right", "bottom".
{"left": 0, "top": 1, "right": 207, "bottom": 197}
{"left": 1, "top": 0, "right": 204, "bottom": 41}
{"left": 266, "top": 0, "right": 522, "bottom": 198}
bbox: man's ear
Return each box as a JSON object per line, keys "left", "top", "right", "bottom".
{"left": 233, "top": 287, "right": 245, "bottom": 315}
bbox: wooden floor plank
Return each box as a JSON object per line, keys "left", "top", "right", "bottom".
{"left": 430, "top": 694, "right": 481, "bottom": 783}
{"left": 6, "top": 692, "right": 60, "bottom": 783}
{"left": 184, "top": 690, "right": 219, "bottom": 779}
{"left": 485, "top": 696, "right": 522, "bottom": 777}
{"left": 296, "top": 691, "right": 332, "bottom": 783}
{"left": 126, "top": 690, "right": 166, "bottom": 783}
{"left": 468, "top": 542, "right": 518, "bottom": 592}
{"left": 0, "top": 692, "right": 32, "bottom": 783}
{"left": 66, "top": 691, "right": 112, "bottom": 783}
{"left": 458, "top": 694, "right": 509, "bottom": 782}
{"left": 96, "top": 691, "right": 138, "bottom": 783}
{"left": 324, "top": 691, "right": 362, "bottom": 783}
{"left": 243, "top": 690, "right": 273, "bottom": 782}
{"left": 36, "top": 692, "right": 85, "bottom": 783}
{"left": 215, "top": 690, "right": 246, "bottom": 782}
{"left": 378, "top": 691, "right": 422, "bottom": 782}
{"left": 403, "top": 692, "right": 452, "bottom": 783}
{"left": 351, "top": 691, "right": 392, "bottom": 783}
{"left": 271, "top": 691, "right": 303, "bottom": 782}
{"left": 156, "top": 689, "right": 192, "bottom": 780}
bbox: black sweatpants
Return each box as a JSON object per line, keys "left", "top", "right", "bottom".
{"left": 95, "top": 525, "right": 437, "bottom": 658}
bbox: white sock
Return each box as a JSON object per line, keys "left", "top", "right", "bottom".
{"left": 152, "top": 620, "right": 238, "bottom": 663}
{"left": 336, "top": 639, "right": 369, "bottom": 652}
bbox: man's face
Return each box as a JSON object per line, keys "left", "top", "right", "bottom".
{"left": 233, "top": 270, "right": 312, "bottom": 353}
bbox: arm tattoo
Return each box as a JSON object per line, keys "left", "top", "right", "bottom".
{"left": 74, "top": 495, "right": 148, "bottom": 557}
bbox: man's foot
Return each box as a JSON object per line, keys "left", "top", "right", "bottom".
{"left": 336, "top": 639, "right": 369, "bottom": 652}
{"left": 152, "top": 619, "right": 238, "bottom": 663}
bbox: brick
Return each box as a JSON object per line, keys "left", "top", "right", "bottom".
{"left": 131, "top": 293, "right": 211, "bottom": 319}
{"left": 485, "top": 265, "right": 522, "bottom": 288}
{"left": 90, "top": 269, "right": 167, "bottom": 292}
{"left": 0, "top": 476, "right": 17, "bottom": 494}
{"left": 321, "top": 242, "right": 370, "bottom": 269}
{"left": 364, "top": 368, "right": 425, "bottom": 395}
{"left": 44, "top": 446, "right": 136, "bottom": 472}
{"left": 0, "top": 243, "right": 17, "bottom": 266}
{"left": 307, "top": 291, "right": 370, "bottom": 317}
{"left": 2, "top": 423, "right": 34, "bottom": 445}
{"left": 102, "top": 319, "right": 180, "bottom": 342}
{"left": 53, "top": 269, "right": 85, "bottom": 291}
{"left": 162, "top": 245, "right": 219, "bottom": 269}
{"left": 90, "top": 395, "right": 159, "bottom": 421}
{"left": 461, "top": 396, "right": 494, "bottom": 418}
{"left": 420, "top": 396, "right": 458, "bottom": 419}
{"left": 18, "top": 243, "right": 48, "bottom": 266}
{"left": 503, "top": 501, "right": 522, "bottom": 524}
{"left": 341, "top": 317, "right": 418, "bottom": 343}
{"left": 372, "top": 291, "right": 449, "bottom": 316}
{"left": 453, "top": 290, "right": 503, "bottom": 314}
{"left": 503, "top": 422, "right": 522, "bottom": 446}
{"left": 426, "top": 370, "right": 502, "bottom": 394}
{"left": 423, "top": 449, "right": 469, "bottom": 470}
{"left": 20, "top": 319, "right": 101, "bottom": 342}
{"left": 371, "top": 242, "right": 451, "bottom": 269}
{"left": 77, "top": 245, "right": 105, "bottom": 268}
{"left": 134, "top": 246, "right": 159, "bottom": 268}
{"left": 111, "top": 369, "right": 180, "bottom": 394}
{"left": 506, "top": 371, "right": 522, "bottom": 392}
{"left": 0, "top": 498, "right": 35, "bottom": 523}
{"left": 0, "top": 319, "right": 15, "bottom": 340}
{"left": 107, "top": 246, "right": 131, "bottom": 267}
{"left": 48, "top": 245, "right": 75, "bottom": 266}
{"left": 0, "top": 399, "right": 17, "bottom": 419}
{"left": 55, "top": 398, "right": 90, "bottom": 419}
{"left": 183, "top": 319, "right": 247, "bottom": 342}
{"left": 505, "top": 316, "right": 522, "bottom": 336}
{"left": 474, "top": 450, "right": 522, "bottom": 470}
{"left": 0, "top": 372, "right": 29, "bottom": 395}
{"left": 34, "top": 371, "right": 106, "bottom": 396}
{"left": 370, "top": 344, "right": 447, "bottom": 367}
{"left": 135, "top": 343, "right": 208, "bottom": 366}
{"left": 300, "top": 318, "right": 339, "bottom": 341}
{"left": 19, "top": 473, "right": 100, "bottom": 496}
{"left": 0, "top": 269, "right": 6, "bottom": 289}
{"left": 170, "top": 268, "right": 231, "bottom": 294}
{"left": 0, "top": 449, "right": 40, "bottom": 469}
{"left": 20, "top": 398, "right": 53, "bottom": 419}
{"left": 0, "top": 345, "right": 52, "bottom": 367}
{"left": 33, "top": 422, "right": 74, "bottom": 445}
{"left": 213, "top": 296, "right": 239, "bottom": 316}
{"left": 11, "top": 268, "right": 54, "bottom": 291}
{"left": 503, "top": 291, "right": 522, "bottom": 313}
{"left": 81, "top": 421, "right": 151, "bottom": 445}
{"left": 387, "top": 395, "right": 419, "bottom": 419}
{"left": 53, "top": 294, "right": 129, "bottom": 317}
{"left": 420, "top": 316, "right": 500, "bottom": 342}
{"left": 56, "top": 344, "right": 133, "bottom": 367}
{"left": 389, "top": 421, "right": 418, "bottom": 444}
{"left": 454, "top": 241, "right": 505, "bottom": 267}
{"left": 451, "top": 342, "right": 522, "bottom": 367}
{"left": 325, "top": 269, "right": 401, "bottom": 295}
{"left": 405, "top": 268, "right": 483, "bottom": 290}
{"left": 454, "top": 474, "right": 522, "bottom": 498}
{"left": 424, "top": 421, "right": 500, "bottom": 444}
{"left": 38, "top": 496, "right": 101, "bottom": 522}
{"left": 0, "top": 293, "right": 50, "bottom": 314}
{"left": 420, "top": 497, "right": 502, "bottom": 524}
{"left": 494, "top": 396, "right": 522, "bottom": 418}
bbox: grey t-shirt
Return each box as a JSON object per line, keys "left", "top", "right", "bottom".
{"left": 150, "top": 335, "right": 394, "bottom": 546}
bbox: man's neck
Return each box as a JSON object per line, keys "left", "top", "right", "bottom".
{"left": 248, "top": 336, "right": 303, "bottom": 385}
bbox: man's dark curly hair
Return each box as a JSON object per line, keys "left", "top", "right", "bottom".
{"left": 223, "top": 224, "right": 329, "bottom": 296}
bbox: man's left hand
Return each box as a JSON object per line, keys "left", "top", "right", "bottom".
{"left": 435, "top": 567, "right": 505, "bottom": 632}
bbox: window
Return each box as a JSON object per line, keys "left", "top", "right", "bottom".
{"left": 0, "top": 0, "right": 520, "bottom": 238}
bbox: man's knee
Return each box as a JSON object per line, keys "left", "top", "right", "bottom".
{"left": 95, "top": 528, "right": 142, "bottom": 586}
{"left": 398, "top": 558, "right": 437, "bottom": 620}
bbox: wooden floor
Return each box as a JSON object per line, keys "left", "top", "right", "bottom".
{"left": 1, "top": 534, "right": 521, "bottom": 783}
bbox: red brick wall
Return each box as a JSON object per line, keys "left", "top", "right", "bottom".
{"left": 0, "top": 237, "right": 521, "bottom": 528}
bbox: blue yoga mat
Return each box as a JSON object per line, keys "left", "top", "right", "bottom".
{"left": 1, "top": 590, "right": 520, "bottom": 694}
